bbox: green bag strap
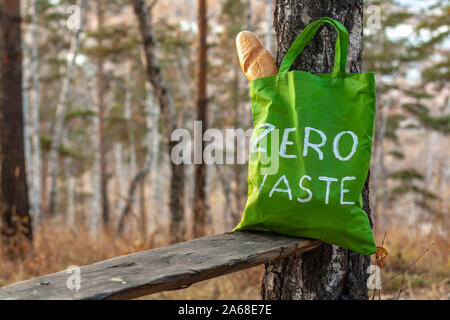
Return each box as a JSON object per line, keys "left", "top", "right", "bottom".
{"left": 278, "top": 17, "right": 349, "bottom": 77}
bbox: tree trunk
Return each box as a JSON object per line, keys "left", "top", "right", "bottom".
{"left": 149, "top": 91, "right": 161, "bottom": 234}
{"left": 22, "top": 72, "right": 34, "bottom": 229}
{"left": 193, "top": 0, "right": 208, "bottom": 238}
{"left": 90, "top": 115, "right": 102, "bottom": 233}
{"left": 0, "top": 0, "right": 33, "bottom": 247}
{"left": 265, "top": 0, "right": 274, "bottom": 53}
{"left": 139, "top": 173, "right": 147, "bottom": 241}
{"left": 96, "top": 0, "right": 110, "bottom": 228}
{"left": 30, "top": 0, "right": 43, "bottom": 226}
{"left": 118, "top": 89, "right": 158, "bottom": 234}
{"left": 124, "top": 62, "right": 137, "bottom": 201}
{"left": 22, "top": 0, "right": 34, "bottom": 230}
{"left": 261, "top": 0, "right": 372, "bottom": 300}
{"left": 231, "top": 59, "right": 243, "bottom": 227}
{"left": 216, "top": 165, "right": 234, "bottom": 230}
{"left": 373, "top": 99, "right": 390, "bottom": 231}
{"left": 48, "top": 0, "right": 84, "bottom": 217}
{"left": 114, "top": 143, "right": 124, "bottom": 222}
{"left": 132, "top": 0, "right": 185, "bottom": 244}
{"left": 22, "top": 0, "right": 42, "bottom": 230}
{"left": 65, "top": 156, "right": 76, "bottom": 226}
{"left": 84, "top": 63, "right": 101, "bottom": 234}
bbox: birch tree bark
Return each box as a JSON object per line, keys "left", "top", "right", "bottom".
{"left": 66, "top": 163, "right": 76, "bottom": 226}
{"left": 114, "top": 143, "right": 124, "bottom": 222}
{"left": 193, "top": 0, "right": 208, "bottom": 238}
{"left": 0, "top": 0, "right": 33, "bottom": 245}
{"left": 22, "top": 0, "right": 35, "bottom": 230}
{"left": 261, "top": 0, "right": 373, "bottom": 300}
{"left": 139, "top": 169, "right": 147, "bottom": 240}
{"left": 21, "top": 0, "right": 42, "bottom": 229}
{"left": 22, "top": 82, "right": 34, "bottom": 229}
{"left": 132, "top": 0, "right": 185, "bottom": 244}
{"left": 96, "top": 0, "right": 110, "bottom": 227}
{"left": 30, "top": 0, "right": 43, "bottom": 226}
{"left": 124, "top": 63, "right": 137, "bottom": 217}
{"left": 124, "top": 63, "right": 137, "bottom": 184}
{"left": 90, "top": 82, "right": 101, "bottom": 233}
{"left": 373, "top": 99, "right": 390, "bottom": 231}
{"left": 215, "top": 165, "right": 234, "bottom": 230}
{"left": 80, "top": 62, "right": 101, "bottom": 233}
{"left": 48, "top": 0, "right": 85, "bottom": 217}
{"left": 118, "top": 88, "right": 159, "bottom": 234}
{"left": 64, "top": 131, "right": 76, "bottom": 226}
{"left": 232, "top": 61, "right": 247, "bottom": 226}
{"left": 149, "top": 88, "right": 161, "bottom": 232}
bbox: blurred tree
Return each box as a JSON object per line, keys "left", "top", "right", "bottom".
{"left": 264, "top": 0, "right": 274, "bottom": 52}
{"left": 364, "top": 0, "right": 449, "bottom": 229}
{"left": 82, "top": 0, "right": 143, "bottom": 232}
{"left": 21, "top": 0, "right": 44, "bottom": 228}
{"left": 0, "top": 0, "right": 33, "bottom": 250}
{"left": 96, "top": 0, "right": 110, "bottom": 228}
{"left": 211, "top": 0, "right": 250, "bottom": 228}
{"left": 48, "top": 0, "right": 85, "bottom": 217}
{"left": 193, "top": 0, "right": 208, "bottom": 238}
{"left": 30, "top": 0, "right": 43, "bottom": 227}
{"left": 132, "top": 0, "right": 186, "bottom": 244}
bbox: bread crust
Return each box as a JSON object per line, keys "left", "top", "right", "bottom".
{"left": 236, "top": 31, "right": 277, "bottom": 81}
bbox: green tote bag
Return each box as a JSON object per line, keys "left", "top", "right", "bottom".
{"left": 234, "top": 17, "right": 376, "bottom": 255}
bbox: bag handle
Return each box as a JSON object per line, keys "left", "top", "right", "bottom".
{"left": 278, "top": 17, "right": 349, "bottom": 77}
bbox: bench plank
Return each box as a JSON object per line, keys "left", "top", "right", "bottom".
{"left": 0, "top": 231, "right": 321, "bottom": 300}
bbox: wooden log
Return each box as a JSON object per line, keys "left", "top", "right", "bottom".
{"left": 0, "top": 231, "right": 321, "bottom": 300}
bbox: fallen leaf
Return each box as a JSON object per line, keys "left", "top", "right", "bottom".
{"left": 376, "top": 246, "right": 389, "bottom": 268}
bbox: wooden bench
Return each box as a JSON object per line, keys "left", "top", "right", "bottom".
{"left": 0, "top": 231, "right": 321, "bottom": 300}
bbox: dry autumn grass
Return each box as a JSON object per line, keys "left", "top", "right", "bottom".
{"left": 0, "top": 220, "right": 448, "bottom": 300}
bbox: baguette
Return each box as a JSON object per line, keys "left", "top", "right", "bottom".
{"left": 236, "top": 31, "right": 278, "bottom": 81}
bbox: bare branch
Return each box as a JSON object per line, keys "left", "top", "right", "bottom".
{"left": 381, "top": 243, "right": 434, "bottom": 287}
{"left": 396, "top": 274, "right": 406, "bottom": 300}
